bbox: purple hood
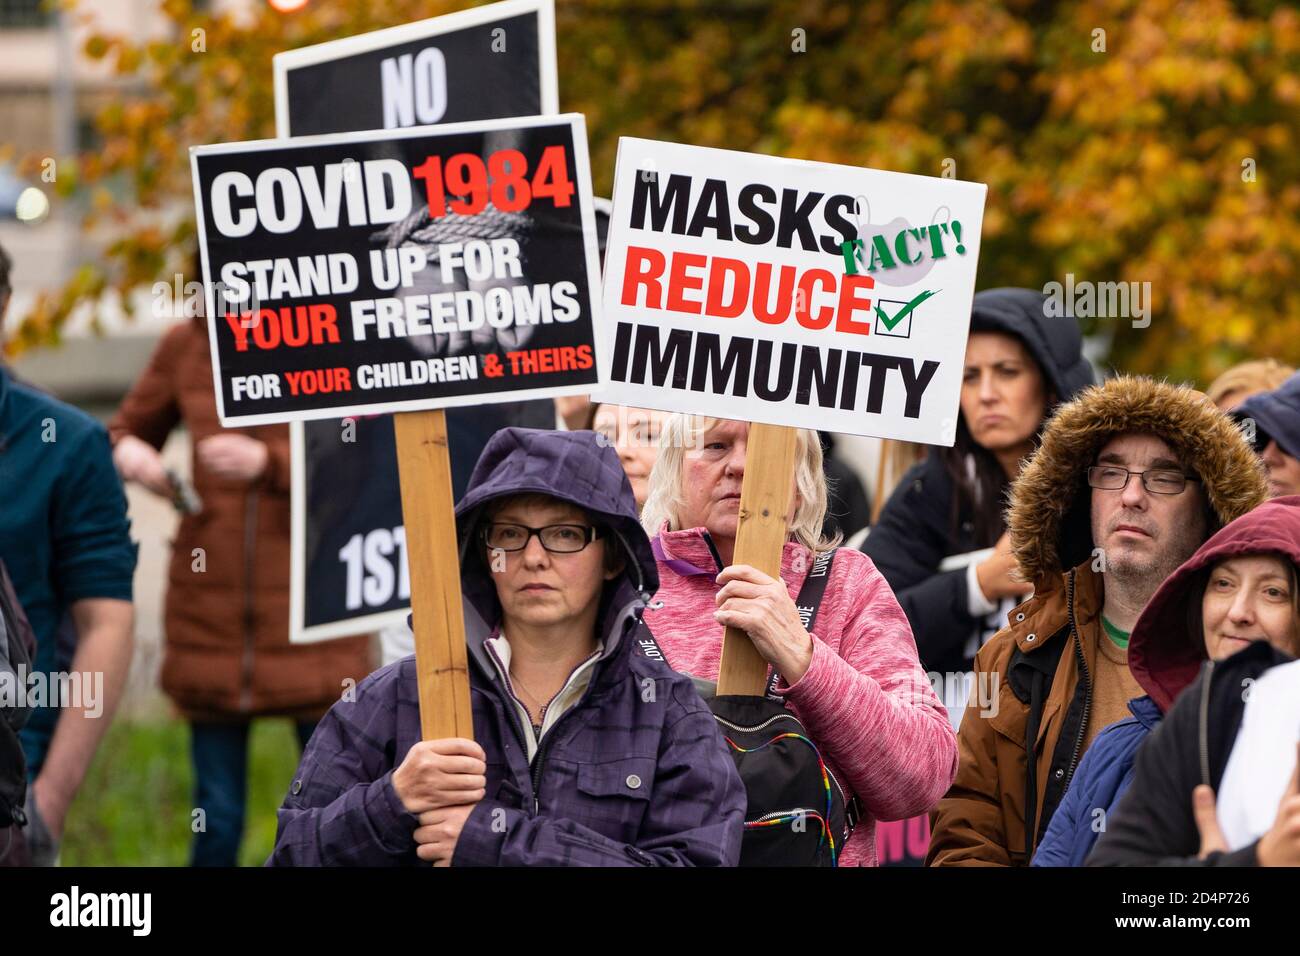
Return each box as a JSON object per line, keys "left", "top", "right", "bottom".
{"left": 268, "top": 428, "right": 744, "bottom": 867}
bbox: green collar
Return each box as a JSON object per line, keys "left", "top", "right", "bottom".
{"left": 1101, "top": 615, "right": 1131, "bottom": 650}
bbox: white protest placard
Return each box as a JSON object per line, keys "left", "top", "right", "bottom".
{"left": 599, "top": 138, "right": 987, "bottom": 446}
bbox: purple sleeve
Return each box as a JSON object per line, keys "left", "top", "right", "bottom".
{"left": 267, "top": 686, "right": 419, "bottom": 867}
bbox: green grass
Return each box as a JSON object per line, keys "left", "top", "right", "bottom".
{"left": 61, "top": 718, "right": 304, "bottom": 866}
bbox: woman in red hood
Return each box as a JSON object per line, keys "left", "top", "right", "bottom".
{"left": 1035, "top": 496, "right": 1300, "bottom": 866}
{"left": 1071, "top": 496, "right": 1300, "bottom": 863}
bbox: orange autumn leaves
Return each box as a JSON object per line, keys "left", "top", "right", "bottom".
{"left": 16, "top": 0, "right": 1300, "bottom": 387}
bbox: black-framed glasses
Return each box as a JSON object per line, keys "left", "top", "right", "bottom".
{"left": 1086, "top": 465, "right": 1199, "bottom": 495}
{"left": 483, "top": 522, "right": 603, "bottom": 554}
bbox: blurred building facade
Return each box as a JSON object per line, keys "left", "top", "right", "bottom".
{"left": 0, "top": 0, "right": 255, "bottom": 713}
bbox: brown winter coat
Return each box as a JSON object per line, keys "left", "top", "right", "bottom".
{"left": 109, "top": 319, "right": 370, "bottom": 721}
{"left": 927, "top": 376, "right": 1266, "bottom": 866}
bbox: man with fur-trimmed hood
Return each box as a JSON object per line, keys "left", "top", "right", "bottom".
{"left": 928, "top": 376, "right": 1267, "bottom": 866}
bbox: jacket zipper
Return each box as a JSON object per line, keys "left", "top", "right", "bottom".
{"left": 713, "top": 712, "right": 798, "bottom": 735}
{"left": 1198, "top": 659, "right": 1216, "bottom": 787}
{"left": 750, "top": 807, "right": 820, "bottom": 824}
{"left": 527, "top": 648, "right": 606, "bottom": 812}
{"left": 480, "top": 641, "right": 542, "bottom": 808}
{"left": 484, "top": 639, "right": 602, "bottom": 815}
{"left": 238, "top": 490, "right": 258, "bottom": 713}
{"left": 1062, "top": 569, "right": 1093, "bottom": 788}
{"left": 529, "top": 694, "right": 584, "bottom": 815}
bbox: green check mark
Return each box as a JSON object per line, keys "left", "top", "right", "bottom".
{"left": 875, "top": 289, "right": 939, "bottom": 331}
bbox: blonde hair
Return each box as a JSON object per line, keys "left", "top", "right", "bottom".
{"left": 641, "top": 414, "right": 842, "bottom": 554}
{"left": 1206, "top": 359, "right": 1295, "bottom": 410}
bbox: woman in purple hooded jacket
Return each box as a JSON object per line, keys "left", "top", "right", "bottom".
{"left": 268, "top": 428, "right": 745, "bottom": 866}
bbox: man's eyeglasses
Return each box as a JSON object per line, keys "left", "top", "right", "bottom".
{"left": 483, "top": 523, "right": 603, "bottom": 554}
{"left": 1086, "top": 465, "right": 1199, "bottom": 495}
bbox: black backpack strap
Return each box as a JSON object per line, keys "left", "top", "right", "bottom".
{"left": 633, "top": 625, "right": 667, "bottom": 664}
{"left": 634, "top": 548, "right": 839, "bottom": 683}
{"left": 765, "top": 548, "right": 836, "bottom": 697}
{"left": 773, "top": 549, "right": 864, "bottom": 836}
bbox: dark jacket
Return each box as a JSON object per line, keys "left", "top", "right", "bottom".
{"left": 0, "top": 365, "right": 136, "bottom": 776}
{"left": 1030, "top": 694, "right": 1161, "bottom": 866}
{"left": 1, "top": 561, "right": 35, "bottom": 839}
{"left": 863, "top": 287, "right": 1094, "bottom": 674}
{"left": 1086, "top": 640, "right": 1294, "bottom": 866}
{"left": 109, "top": 319, "right": 368, "bottom": 720}
{"left": 1085, "top": 496, "right": 1300, "bottom": 866}
{"left": 268, "top": 427, "right": 746, "bottom": 866}
{"left": 928, "top": 376, "right": 1268, "bottom": 866}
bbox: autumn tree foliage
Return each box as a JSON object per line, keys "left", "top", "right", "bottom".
{"left": 16, "top": 0, "right": 1300, "bottom": 384}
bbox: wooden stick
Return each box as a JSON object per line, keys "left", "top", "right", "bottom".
{"left": 716, "top": 422, "right": 799, "bottom": 696}
{"left": 393, "top": 408, "right": 474, "bottom": 740}
{"left": 871, "top": 439, "right": 890, "bottom": 525}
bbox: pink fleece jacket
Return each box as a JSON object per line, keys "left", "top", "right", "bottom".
{"left": 642, "top": 525, "right": 959, "bottom": 867}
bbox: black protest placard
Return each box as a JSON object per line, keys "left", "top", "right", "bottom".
{"left": 273, "top": 0, "right": 557, "bottom": 138}
{"left": 276, "top": 3, "right": 564, "bottom": 642}
{"left": 191, "top": 115, "right": 602, "bottom": 426}
{"left": 293, "top": 399, "right": 554, "bottom": 636}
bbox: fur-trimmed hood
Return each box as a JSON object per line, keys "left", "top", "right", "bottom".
{"left": 1008, "top": 376, "right": 1267, "bottom": 585}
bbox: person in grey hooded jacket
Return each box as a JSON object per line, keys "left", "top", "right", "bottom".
{"left": 268, "top": 427, "right": 745, "bottom": 866}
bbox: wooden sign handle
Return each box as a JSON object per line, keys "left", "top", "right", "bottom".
{"left": 716, "top": 422, "right": 799, "bottom": 696}
{"left": 393, "top": 408, "right": 474, "bottom": 740}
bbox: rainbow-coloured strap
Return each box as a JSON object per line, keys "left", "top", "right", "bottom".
{"left": 723, "top": 731, "right": 838, "bottom": 867}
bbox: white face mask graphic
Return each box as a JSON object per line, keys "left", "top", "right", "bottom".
{"left": 852, "top": 198, "right": 957, "bottom": 287}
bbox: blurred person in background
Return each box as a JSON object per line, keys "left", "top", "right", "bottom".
{"left": 0, "top": 241, "right": 136, "bottom": 866}
{"left": 1206, "top": 358, "right": 1294, "bottom": 412}
{"left": 1234, "top": 371, "right": 1300, "bottom": 499}
{"left": 591, "top": 404, "right": 669, "bottom": 512}
{"left": 864, "top": 289, "right": 1094, "bottom": 681}
{"left": 819, "top": 432, "right": 871, "bottom": 544}
{"left": 109, "top": 263, "right": 371, "bottom": 867}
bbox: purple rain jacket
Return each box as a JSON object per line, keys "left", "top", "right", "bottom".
{"left": 267, "top": 427, "right": 746, "bottom": 867}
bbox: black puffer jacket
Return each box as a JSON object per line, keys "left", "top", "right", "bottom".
{"left": 1087, "top": 640, "right": 1294, "bottom": 866}
{"left": 862, "top": 288, "right": 1094, "bottom": 674}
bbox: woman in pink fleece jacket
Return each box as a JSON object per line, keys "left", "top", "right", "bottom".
{"left": 640, "top": 415, "right": 959, "bottom": 866}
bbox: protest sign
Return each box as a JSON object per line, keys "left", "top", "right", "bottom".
{"left": 275, "top": 1, "right": 560, "bottom": 644}
{"left": 273, "top": 0, "right": 557, "bottom": 138}
{"left": 600, "top": 137, "right": 986, "bottom": 445}
{"left": 192, "top": 114, "right": 602, "bottom": 734}
{"left": 192, "top": 116, "right": 599, "bottom": 425}
{"left": 600, "top": 139, "right": 986, "bottom": 690}
{"left": 290, "top": 402, "right": 553, "bottom": 642}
